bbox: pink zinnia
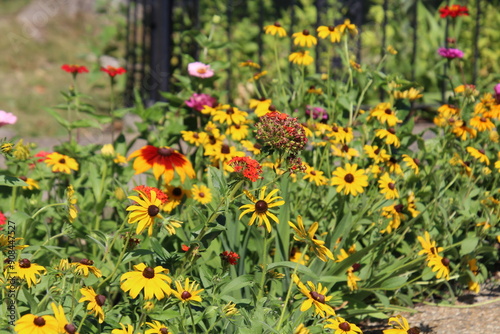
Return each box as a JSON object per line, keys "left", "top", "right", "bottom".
{"left": 438, "top": 48, "right": 464, "bottom": 59}
{"left": 0, "top": 110, "right": 17, "bottom": 127}
{"left": 188, "top": 62, "right": 214, "bottom": 78}
{"left": 185, "top": 93, "right": 217, "bottom": 111}
{"left": 0, "top": 211, "right": 6, "bottom": 230}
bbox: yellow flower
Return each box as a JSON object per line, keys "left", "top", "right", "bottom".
{"left": 192, "top": 184, "right": 212, "bottom": 204}
{"left": 289, "top": 50, "right": 314, "bottom": 66}
{"left": 101, "top": 144, "right": 115, "bottom": 156}
{"left": 364, "top": 145, "right": 390, "bottom": 164}
{"left": 302, "top": 165, "right": 328, "bottom": 186}
{"left": 347, "top": 268, "right": 361, "bottom": 291}
{"left": 164, "top": 218, "right": 183, "bottom": 235}
{"left": 369, "top": 103, "right": 402, "bottom": 126}
{"left": 120, "top": 263, "right": 172, "bottom": 300}
{"left": 337, "top": 19, "right": 358, "bottom": 35}
{"left": 417, "top": 231, "right": 443, "bottom": 260}
{"left": 172, "top": 277, "right": 204, "bottom": 304}
{"left": 213, "top": 106, "right": 248, "bottom": 126}
{"left": 292, "top": 29, "right": 317, "bottom": 47}
{"left": 14, "top": 313, "right": 59, "bottom": 334}
{"left": 428, "top": 255, "right": 451, "bottom": 280}
{"left": 66, "top": 185, "right": 78, "bottom": 223}
{"left": 239, "top": 60, "right": 260, "bottom": 69}
{"left": 181, "top": 131, "right": 208, "bottom": 146}
{"left": 127, "top": 189, "right": 164, "bottom": 235}
{"left": 205, "top": 143, "right": 245, "bottom": 170}
{"left": 387, "top": 45, "right": 398, "bottom": 54}
{"left": 264, "top": 22, "right": 287, "bottom": 37}
{"left": 249, "top": 70, "right": 268, "bottom": 82}
{"left": 292, "top": 274, "right": 335, "bottom": 317}
{"left": 324, "top": 316, "right": 363, "bottom": 333}
{"left": 112, "top": 323, "right": 134, "bottom": 334}
{"left": 79, "top": 286, "right": 106, "bottom": 323}
{"left": 73, "top": 258, "right": 102, "bottom": 278}
{"left": 20, "top": 177, "right": 39, "bottom": 190}
{"left": 222, "top": 301, "right": 240, "bottom": 317}
{"left": 375, "top": 128, "right": 400, "bottom": 147}
{"left": 378, "top": 173, "right": 399, "bottom": 199}
{"left": 288, "top": 215, "right": 334, "bottom": 262}
{"left": 13, "top": 139, "right": 30, "bottom": 160}
{"left": 226, "top": 122, "right": 250, "bottom": 141}
{"left": 294, "top": 323, "right": 311, "bottom": 334}
{"left": 6, "top": 259, "right": 46, "bottom": 288}
{"left": 317, "top": 25, "right": 341, "bottom": 43}
{"left": 239, "top": 186, "right": 285, "bottom": 233}
{"left": 45, "top": 152, "right": 79, "bottom": 174}
{"left": 466, "top": 146, "right": 490, "bottom": 165}
{"left": 383, "top": 315, "right": 419, "bottom": 334}
{"left": 145, "top": 320, "right": 170, "bottom": 334}
{"left": 330, "top": 163, "right": 369, "bottom": 196}
{"left": 402, "top": 154, "right": 419, "bottom": 174}
{"left": 51, "top": 302, "right": 79, "bottom": 334}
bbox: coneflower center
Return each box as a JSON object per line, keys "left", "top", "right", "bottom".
{"left": 160, "top": 328, "right": 169, "bottom": 334}
{"left": 221, "top": 144, "right": 230, "bottom": 154}
{"left": 59, "top": 158, "right": 66, "bottom": 164}
{"left": 339, "top": 322, "right": 351, "bottom": 331}
{"left": 173, "top": 187, "right": 182, "bottom": 197}
{"left": 142, "top": 267, "right": 155, "bottom": 279}
{"left": 388, "top": 183, "right": 395, "bottom": 190}
{"left": 388, "top": 128, "right": 396, "bottom": 134}
{"left": 384, "top": 108, "right": 392, "bottom": 114}
{"left": 226, "top": 108, "right": 234, "bottom": 115}
{"left": 341, "top": 145, "right": 349, "bottom": 152}
{"left": 344, "top": 173, "right": 354, "bottom": 183}
{"left": 33, "top": 316, "right": 46, "bottom": 326}
{"left": 441, "top": 257, "right": 450, "bottom": 266}
{"left": 148, "top": 205, "right": 160, "bottom": 217}
{"left": 303, "top": 29, "right": 310, "bottom": 35}
{"left": 268, "top": 105, "right": 277, "bottom": 111}
{"left": 19, "top": 259, "right": 31, "bottom": 268}
{"left": 181, "top": 291, "right": 192, "bottom": 300}
{"left": 254, "top": 143, "right": 262, "bottom": 150}
{"left": 64, "top": 323, "right": 77, "bottom": 334}
{"left": 394, "top": 204, "right": 404, "bottom": 213}
{"left": 198, "top": 192, "right": 205, "bottom": 198}
{"left": 309, "top": 291, "right": 326, "bottom": 303}
{"left": 158, "top": 147, "right": 174, "bottom": 156}
{"left": 193, "top": 133, "right": 199, "bottom": 139}
{"left": 408, "top": 327, "right": 421, "bottom": 334}
{"left": 95, "top": 294, "right": 106, "bottom": 306}
{"left": 328, "top": 26, "right": 335, "bottom": 31}
{"left": 255, "top": 200, "right": 268, "bottom": 213}
{"left": 80, "top": 259, "right": 94, "bottom": 266}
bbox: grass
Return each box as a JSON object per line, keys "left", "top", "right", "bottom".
{"left": 0, "top": 2, "right": 124, "bottom": 138}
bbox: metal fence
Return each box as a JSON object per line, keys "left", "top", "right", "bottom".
{"left": 124, "top": 0, "right": 485, "bottom": 107}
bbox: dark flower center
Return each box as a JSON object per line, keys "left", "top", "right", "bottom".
{"left": 408, "top": 327, "right": 421, "bottom": 334}
{"left": 388, "top": 128, "right": 396, "bottom": 134}
{"left": 430, "top": 247, "right": 437, "bottom": 255}
{"left": 309, "top": 85, "right": 316, "bottom": 89}
{"left": 254, "top": 143, "right": 262, "bottom": 150}
{"left": 33, "top": 316, "right": 46, "bottom": 327}
{"left": 374, "top": 148, "right": 380, "bottom": 154}
{"left": 385, "top": 108, "right": 393, "bottom": 115}
{"left": 332, "top": 126, "right": 339, "bottom": 132}
{"left": 260, "top": 96, "right": 267, "bottom": 101}
{"left": 209, "top": 135, "right": 216, "bottom": 145}
{"left": 413, "top": 158, "right": 420, "bottom": 165}
{"left": 328, "top": 26, "right": 335, "bottom": 31}
{"left": 221, "top": 144, "right": 230, "bottom": 154}
{"left": 309, "top": 291, "right": 326, "bottom": 303}
{"left": 181, "top": 291, "right": 192, "bottom": 300}
{"left": 64, "top": 323, "right": 77, "bottom": 334}
{"left": 389, "top": 157, "right": 397, "bottom": 163}
{"left": 303, "top": 29, "right": 310, "bottom": 35}
{"left": 59, "top": 159, "right": 66, "bottom": 164}
{"left": 158, "top": 147, "right": 174, "bottom": 156}
{"left": 160, "top": 328, "right": 169, "bottom": 334}
{"left": 95, "top": 294, "right": 106, "bottom": 306}
{"left": 274, "top": 22, "right": 281, "bottom": 27}
{"left": 235, "top": 124, "right": 241, "bottom": 129}
{"left": 226, "top": 108, "right": 234, "bottom": 115}
{"left": 255, "top": 200, "right": 268, "bottom": 213}
{"left": 310, "top": 171, "right": 316, "bottom": 176}
{"left": 80, "top": 259, "right": 94, "bottom": 266}
{"left": 341, "top": 145, "right": 349, "bottom": 152}
{"left": 394, "top": 204, "right": 404, "bottom": 213}
{"left": 480, "top": 117, "right": 487, "bottom": 122}
{"left": 339, "top": 322, "right": 351, "bottom": 331}
{"left": 268, "top": 105, "right": 277, "bottom": 111}
{"left": 19, "top": 258, "right": 31, "bottom": 268}
{"left": 173, "top": 187, "right": 182, "bottom": 197}
{"left": 352, "top": 263, "right": 361, "bottom": 272}
{"left": 388, "top": 182, "right": 395, "bottom": 190}
{"left": 142, "top": 266, "right": 155, "bottom": 279}
{"left": 198, "top": 192, "right": 205, "bottom": 198}
{"left": 19, "top": 176, "right": 27, "bottom": 181}
{"left": 479, "top": 149, "right": 485, "bottom": 155}
{"left": 148, "top": 205, "right": 160, "bottom": 217}
{"left": 193, "top": 133, "right": 199, "bottom": 139}
{"left": 441, "top": 257, "right": 450, "bottom": 266}
{"left": 344, "top": 173, "right": 354, "bottom": 183}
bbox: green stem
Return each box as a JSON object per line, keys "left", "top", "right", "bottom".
{"left": 272, "top": 37, "right": 286, "bottom": 98}
{"left": 188, "top": 304, "right": 197, "bottom": 334}
{"left": 257, "top": 235, "right": 269, "bottom": 301}
{"left": 76, "top": 312, "right": 89, "bottom": 333}
{"left": 97, "top": 233, "right": 131, "bottom": 291}
{"left": 343, "top": 36, "right": 353, "bottom": 90}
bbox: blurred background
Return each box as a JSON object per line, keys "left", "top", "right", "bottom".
{"left": 1, "top": 0, "right": 499, "bottom": 138}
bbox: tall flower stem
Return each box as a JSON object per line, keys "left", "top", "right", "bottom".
{"left": 187, "top": 304, "right": 197, "bottom": 334}
{"left": 257, "top": 235, "right": 269, "bottom": 301}
{"left": 272, "top": 38, "right": 286, "bottom": 98}
{"left": 343, "top": 36, "right": 353, "bottom": 90}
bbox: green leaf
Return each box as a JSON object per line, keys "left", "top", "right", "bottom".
{"left": 45, "top": 108, "right": 70, "bottom": 128}
{"left": 219, "top": 274, "right": 254, "bottom": 296}
{"left": 267, "top": 261, "right": 319, "bottom": 280}
{"left": 0, "top": 175, "right": 28, "bottom": 187}
{"left": 460, "top": 237, "right": 479, "bottom": 256}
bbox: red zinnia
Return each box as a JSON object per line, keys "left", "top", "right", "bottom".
{"left": 0, "top": 211, "right": 6, "bottom": 230}
{"left": 100, "top": 66, "right": 127, "bottom": 77}
{"left": 61, "top": 64, "right": 89, "bottom": 74}
{"left": 439, "top": 5, "right": 469, "bottom": 18}
{"left": 220, "top": 251, "right": 240, "bottom": 265}
{"left": 227, "top": 156, "right": 263, "bottom": 182}
{"left": 128, "top": 145, "right": 195, "bottom": 183}
{"left": 133, "top": 185, "right": 169, "bottom": 204}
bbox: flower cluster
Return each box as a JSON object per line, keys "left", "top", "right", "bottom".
{"left": 227, "top": 156, "right": 263, "bottom": 182}
{"left": 255, "top": 111, "right": 307, "bottom": 155}
{"left": 185, "top": 93, "right": 217, "bottom": 111}
{"left": 220, "top": 251, "right": 240, "bottom": 265}
{"left": 438, "top": 47, "right": 464, "bottom": 59}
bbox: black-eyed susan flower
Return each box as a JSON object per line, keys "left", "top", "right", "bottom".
{"left": 145, "top": 321, "right": 170, "bottom": 334}
{"left": 428, "top": 254, "right": 451, "bottom": 280}
{"left": 337, "top": 19, "right": 358, "bottom": 35}
{"left": 383, "top": 315, "right": 419, "bottom": 334}
{"left": 241, "top": 140, "right": 262, "bottom": 155}
{"left": 324, "top": 316, "right": 362, "bottom": 333}
{"left": 79, "top": 286, "right": 106, "bottom": 323}
{"left": 45, "top": 152, "right": 79, "bottom": 174}
{"left": 7, "top": 259, "right": 46, "bottom": 288}
{"left": 375, "top": 128, "right": 400, "bottom": 147}
{"left": 172, "top": 277, "right": 204, "bottom": 304}
{"left": 466, "top": 147, "right": 490, "bottom": 165}
{"left": 452, "top": 120, "right": 477, "bottom": 141}
{"left": 126, "top": 189, "right": 164, "bottom": 235}
{"left": 249, "top": 70, "right": 268, "bottom": 82}
{"left": 292, "top": 30, "right": 317, "bottom": 47}
{"left": 163, "top": 185, "right": 189, "bottom": 212}
{"left": 213, "top": 106, "right": 248, "bottom": 126}
{"left": 417, "top": 231, "right": 444, "bottom": 258}
{"left": 181, "top": 130, "right": 208, "bottom": 146}
{"left": 112, "top": 323, "right": 134, "bottom": 334}
{"left": 289, "top": 50, "right": 314, "bottom": 66}
{"left": 292, "top": 274, "right": 335, "bottom": 317}
{"left": 239, "top": 186, "right": 285, "bottom": 233}
{"left": 331, "top": 144, "right": 360, "bottom": 160}
{"left": 378, "top": 173, "right": 399, "bottom": 199}
{"left": 290, "top": 247, "right": 310, "bottom": 265}
{"left": 294, "top": 323, "right": 311, "bottom": 334}
{"left": 470, "top": 115, "right": 495, "bottom": 132}
{"left": 128, "top": 145, "right": 195, "bottom": 182}
{"left": 402, "top": 154, "right": 419, "bottom": 174}
{"left": 302, "top": 164, "right": 328, "bottom": 186}
{"left": 51, "top": 302, "right": 79, "bottom": 334}
{"left": 163, "top": 218, "right": 183, "bottom": 235}
{"left": 381, "top": 203, "right": 406, "bottom": 233}
{"left": 120, "top": 263, "right": 172, "bottom": 300}
{"left": 226, "top": 122, "right": 250, "bottom": 141}
{"left": 223, "top": 301, "right": 240, "bottom": 317}
{"left": 369, "top": 103, "right": 402, "bottom": 127}
{"left": 20, "top": 176, "right": 39, "bottom": 190}
{"left": 347, "top": 265, "right": 362, "bottom": 291}
{"left": 289, "top": 215, "right": 334, "bottom": 262}
{"left": 385, "top": 156, "right": 404, "bottom": 175}
{"left": 264, "top": 22, "right": 287, "bottom": 37}
{"left": 205, "top": 143, "right": 245, "bottom": 170}
{"left": 239, "top": 60, "right": 261, "bottom": 69}
{"left": 192, "top": 184, "right": 212, "bottom": 204}
{"left": 73, "top": 258, "right": 102, "bottom": 278}
{"left": 66, "top": 185, "right": 78, "bottom": 223}
{"left": 317, "top": 25, "right": 341, "bottom": 43}
{"left": 330, "top": 163, "right": 368, "bottom": 196}
{"left": 250, "top": 97, "right": 272, "bottom": 114}
{"left": 14, "top": 313, "right": 59, "bottom": 334}
{"left": 364, "top": 145, "right": 390, "bottom": 164}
